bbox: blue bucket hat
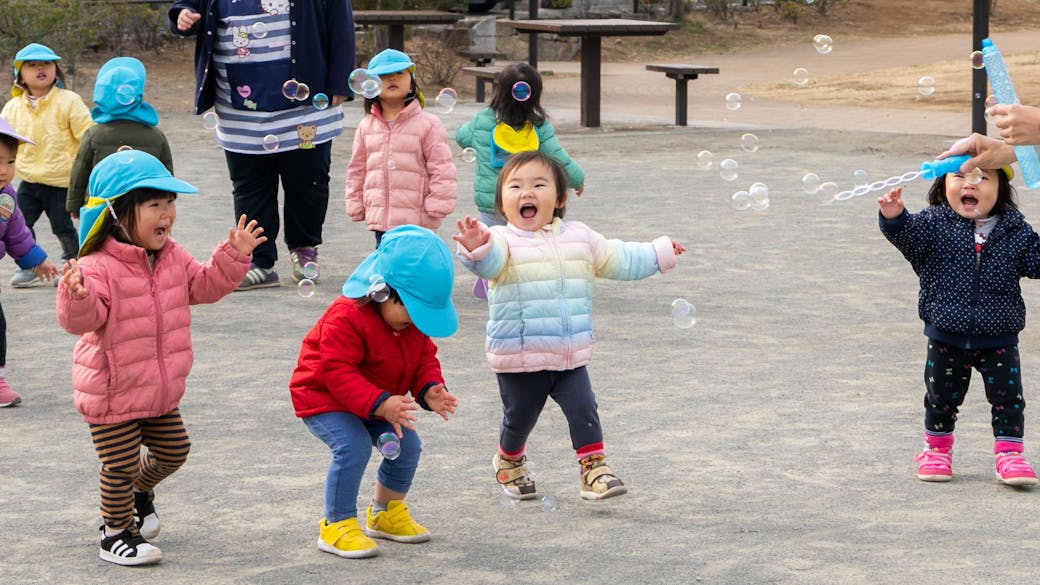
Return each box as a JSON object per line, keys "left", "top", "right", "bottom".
{"left": 91, "top": 57, "right": 158, "bottom": 127}
{"left": 366, "top": 49, "right": 415, "bottom": 76}
{"left": 342, "top": 225, "right": 458, "bottom": 337}
{"left": 78, "top": 150, "right": 197, "bottom": 251}
{"left": 12, "top": 43, "right": 62, "bottom": 97}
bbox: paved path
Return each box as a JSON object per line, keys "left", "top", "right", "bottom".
{"left": 3, "top": 29, "right": 1040, "bottom": 585}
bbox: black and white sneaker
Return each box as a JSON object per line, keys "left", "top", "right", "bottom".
{"left": 133, "top": 490, "right": 160, "bottom": 540}
{"left": 99, "top": 525, "right": 162, "bottom": 566}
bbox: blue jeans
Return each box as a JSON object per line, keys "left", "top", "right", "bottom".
{"left": 303, "top": 411, "right": 421, "bottom": 522}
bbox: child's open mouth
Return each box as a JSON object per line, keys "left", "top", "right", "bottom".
{"left": 520, "top": 203, "right": 538, "bottom": 219}
{"left": 961, "top": 195, "right": 979, "bottom": 209}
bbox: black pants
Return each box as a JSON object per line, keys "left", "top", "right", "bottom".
{"left": 924, "top": 340, "right": 1026, "bottom": 439}
{"left": 223, "top": 142, "right": 332, "bottom": 270}
{"left": 496, "top": 366, "right": 603, "bottom": 454}
{"left": 16, "top": 181, "right": 78, "bottom": 261}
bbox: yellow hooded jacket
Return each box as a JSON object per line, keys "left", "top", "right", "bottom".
{"left": 0, "top": 88, "right": 93, "bottom": 187}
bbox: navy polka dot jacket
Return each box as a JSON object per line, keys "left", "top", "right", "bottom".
{"left": 880, "top": 204, "right": 1040, "bottom": 349}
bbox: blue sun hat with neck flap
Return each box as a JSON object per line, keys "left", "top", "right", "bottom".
{"left": 341, "top": 225, "right": 458, "bottom": 337}
{"left": 78, "top": 150, "right": 197, "bottom": 252}
{"left": 91, "top": 57, "right": 158, "bottom": 126}
{"left": 12, "top": 43, "right": 62, "bottom": 97}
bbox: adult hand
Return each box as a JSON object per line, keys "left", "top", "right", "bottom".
{"left": 227, "top": 214, "right": 267, "bottom": 255}
{"left": 331, "top": 95, "right": 348, "bottom": 107}
{"left": 991, "top": 103, "right": 1040, "bottom": 146}
{"left": 423, "top": 383, "right": 457, "bottom": 421}
{"left": 176, "top": 8, "right": 202, "bottom": 32}
{"left": 375, "top": 395, "right": 419, "bottom": 437}
{"left": 878, "top": 187, "right": 905, "bottom": 220}
{"left": 61, "top": 258, "right": 88, "bottom": 299}
{"left": 937, "top": 133, "right": 1016, "bottom": 174}
{"left": 452, "top": 216, "right": 490, "bottom": 252}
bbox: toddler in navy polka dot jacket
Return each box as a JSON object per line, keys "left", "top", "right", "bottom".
{"left": 879, "top": 166, "right": 1040, "bottom": 488}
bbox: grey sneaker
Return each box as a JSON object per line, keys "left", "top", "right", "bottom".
{"left": 289, "top": 247, "right": 319, "bottom": 283}
{"left": 10, "top": 268, "right": 39, "bottom": 288}
{"left": 235, "top": 265, "right": 280, "bottom": 291}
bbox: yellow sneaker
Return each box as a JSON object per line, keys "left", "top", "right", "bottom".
{"left": 317, "top": 517, "right": 379, "bottom": 558}
{"left": 365, "top": 500, "right": 430, "bottom": 543}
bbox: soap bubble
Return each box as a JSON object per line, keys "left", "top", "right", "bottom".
{"left": 262, "top": 134, "right": 280, "bottom": 152}
{"left": 302, "top": 262, "right": 319, "bottom": 280}
{"left": 817, "top": 181, "right": 839, "bottom": 204}
{"left": 792, "top": 67, "right": 810, "bottom": 87}
{"left": 294, "top": 83, "right": 310, "bottom": 102}
{"left": 115, "top": 84, "right": 137, "bottom": 106}
{"left": 461, "top": 147, "right": 477, "bottom": 163}
{"left": 511, "top": 80, "right": 532, "bottom": 102}
{"left": 719, "top": 158, "right": 738, "bottom": 181}
{"left": 740, "top": 133, "right": 759, "bottom": 153}
{"left": 965, "top": 167, "right": 984, "bottom": 185}
{"left": 349, "top": 69, "right": 382, "bottom": 98}
{"left": 540, "top": 495, "right": 558, "bottom": 513}
{"left": 312, "top": 93, "right": 330, "bottom": 110}
{"left": 252, "top": 22, "right": 268, "bottom": 38}
{"left": 297, "top": 279, "right": 316, "bottom": 298}
{"left": 813, "top": 34, "right": 833, "bottom": 54}
{"left": 671, "top": 298, "right": 696, "bottom": 329}
{"left": 696, "top": 150, "right": 713, "bottom": 170}
{"left": 749, "top": 182, "right": 769, "bottom": 209}
{"left": 918, "top": 76, "right": 936, "bottom": 97}
{"left": 202, "top": 111, "right": 219, "bottom": 130}
{"left": 376, "top": 432, "right": 401, "bottom": 460}
{"left": 498, "top": 489, "right": 520, "bottom": 509}
{"left": 970, "top": 50, "right": 984, "bottom": 69}
{"left": 802, "top": 172, "right": 821, "bottom": 194}
{"left": 725, "top": 92, "right": 742, "bottom": 111}
{"left": 853, "top": 169, "right": 869, "bottom": 185}
{"left": 281, "top": 79, "right": 300, "bottom": 100}
{"left": 434, "top": 88, "right": 458, "bottom": 114}
{"left": 730, "top": 190, "right": 751, "bottom": 210}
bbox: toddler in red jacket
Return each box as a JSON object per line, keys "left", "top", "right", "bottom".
{"left": 289, "top": 224, "right": 458, "bottom": 559}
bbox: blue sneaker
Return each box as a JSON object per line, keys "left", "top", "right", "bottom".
{"left": 236, "top": 265, "right": 279, "bottom": 291}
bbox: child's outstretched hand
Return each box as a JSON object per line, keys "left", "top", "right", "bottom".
{"left": 61, "top": 259, "right": 88, "bottom": 300}
{"left": 374, "top": 394, "right": 419, "bottom": 437}
{"left": 672, "top": 240, "right": 685, "bottom": 256}
{"left": 575, "top": 185, "right": 585, "bottom": 197}
{"left": 228, "top": 215, "right": 267, "bottom": 255}
{"left": 878, "top": 187, "right": 905, "bottom": 220}
{"left": 424, "top": 383, "right": 457, "bottom": 421}
{"left": 34, "top": 259, "right": 59, "bottom": 283}
{"left": 453, "top": 215, "right": 490, "bottom": 252}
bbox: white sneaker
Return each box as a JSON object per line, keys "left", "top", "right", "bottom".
{"left": 9, "top": 268, "right": 39, "bottom": 288}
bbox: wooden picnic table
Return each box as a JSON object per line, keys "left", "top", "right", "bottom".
{"left": 353, "top": 10, "right": 463, "bottom": 52}
{"left": 501, "top": 18, "right": 679, "bottom": 127}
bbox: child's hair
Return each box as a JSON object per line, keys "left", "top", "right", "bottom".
{"left": 0, "top": 133, "right": 18, "bottom": 153}
{"left": 14, "top": 62, "right": 65, "bottom": 95}
{"left": 494, "top": 151, "right": 568, "bottom": 220}
{"left": 926, "top": 169, "right": 1018, "bottom": 215}
{"left": 78, "top": 188, "right": 176, "bottom": 256}
{"left": 363, "top": 73, "right": 422, "bottom": 115}
{"left": 490, "top": 63, "right": 547, "bottom": 129}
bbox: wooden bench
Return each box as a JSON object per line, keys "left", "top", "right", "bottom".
{"left": 645, "top": 64, "right": 721, "bottom": 126}
{"left": 455, "top": 46, "right": 507, "bottom": 67}
{"left": 461, "top": 66, "right": 503, "bottom": 103}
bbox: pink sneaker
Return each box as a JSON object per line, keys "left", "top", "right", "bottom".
{"left": 915, "top": 448, "right": 952, "bottom": 482}
{"left": 0, "top": 378, "right": 22, "bottom": 407}
{"left": 995, "top": 452, "right": 1039, "bottom": 486}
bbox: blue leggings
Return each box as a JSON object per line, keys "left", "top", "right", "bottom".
{"left": 924, "top": 340, "right": 1026, "bottom": 438}
{"left": 303, "top": 411, "right": 421, "bottom": 522}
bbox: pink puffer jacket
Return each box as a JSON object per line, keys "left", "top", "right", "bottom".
{"left": 345, "top": 100, "right": 457, "bottom": 232}
{"left": 56, "top": 237, "right": 250, "bottom": 424}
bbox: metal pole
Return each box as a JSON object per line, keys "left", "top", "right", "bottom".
{"left": 972, "top": 0, "right": 989, "bottom": 135}
{"left": 528, "top": 0, "right": 539, "bottom": 69}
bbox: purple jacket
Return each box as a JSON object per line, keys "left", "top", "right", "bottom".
{"left": 0, "top": 184, "right": 47, "bottom": 269}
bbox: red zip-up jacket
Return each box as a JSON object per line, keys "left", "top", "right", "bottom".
{"left": 289, "top": 296, "right": 444, "bottom": 419}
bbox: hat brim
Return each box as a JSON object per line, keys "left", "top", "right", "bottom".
{"left": 366, "top": 63, "right": 414, "bottom": 77}
{"left": 77, "top": 176, "right": 197, "bottom": 252}
{"left": 342, "top": 251, "right": 380, "bottom": 298}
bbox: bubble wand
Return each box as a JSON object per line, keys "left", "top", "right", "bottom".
{"left": 981, "top": 37, "right": 1040, "bottom": 189}
{"left": 830, "top": 155, "right": 971, "bottom": 202}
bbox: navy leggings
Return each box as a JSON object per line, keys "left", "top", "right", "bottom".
{"left": 923, "top": 340, "right": 1026, "bottom": 439}
{"left": 496, "top": 366, "right": 603, "bottom": 454}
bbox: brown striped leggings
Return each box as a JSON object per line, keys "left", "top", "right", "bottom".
{"left": 89, "top": 409, "right": 191, "bottom": 530}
